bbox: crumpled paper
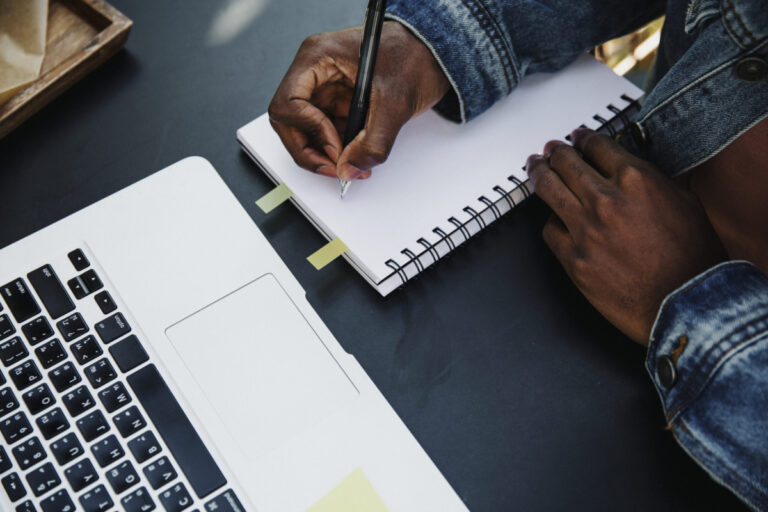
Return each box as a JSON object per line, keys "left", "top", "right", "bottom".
{"left": 0, "top": 0, "right": 48, "bottom": 106}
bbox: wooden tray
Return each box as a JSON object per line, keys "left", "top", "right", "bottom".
{"left": 0, "top": 0, "right": 132, "bottom": 139}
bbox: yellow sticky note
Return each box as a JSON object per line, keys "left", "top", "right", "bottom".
{"left": 307, "top": 237, "right": 348, "bottom": 270}
{"left": 255, "top": 183, "right": 293, "bottom": 213}
{"left": 307, "top": 468, "right": 390, "bottom": 512}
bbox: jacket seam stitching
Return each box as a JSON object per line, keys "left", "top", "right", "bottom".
{"left": 722, "top": 0, "right": 757, "bottom": 46}
{"left": 458, "top": 0, "right": 514, "bottom": 91}
{"left": 674, "top": 420, "right": 767, "bottom": 505}
{"left": 666, "top": 312, "right": 768, "bottom": 421}
{"left": 474, "top": 0, "right": 519, "bottom": 84}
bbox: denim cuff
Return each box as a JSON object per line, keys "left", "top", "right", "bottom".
{"left": 647, "top": 261, "right": 768, "bottom": 510}
{"left": 386, "top": 0, "right": 521, "bottom": 123}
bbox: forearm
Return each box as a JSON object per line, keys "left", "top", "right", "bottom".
{"left": 385, "top": 0, "right": 665, "bottom": 122}
{"left": 648, "top": 261, "right": 768, "bottom": 511}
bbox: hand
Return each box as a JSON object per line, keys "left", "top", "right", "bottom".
{"left": 526, "top": 129, "right": 726, "bottom": 344}
{"left": 268, "top": 22, "right": 450, "bottom": 181}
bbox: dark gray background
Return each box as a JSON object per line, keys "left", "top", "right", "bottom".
{"left": 0, "top": 1, "right": 746, "bottom": 510}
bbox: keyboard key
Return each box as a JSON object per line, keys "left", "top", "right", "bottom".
{"left": 68, "top": 249, "right": 90, "bottom": 271}
{"left": 12, "top": 437, "right": 46, "bottom": 470}
{"left": 34, "top": 339, "right": 67, "bottom": 369}
{"left": 0, "top": 337, "right": 28, "bottom": 367}
{"left": 2, "top": 472, "right": 27, "bottom": 501}
{"left": 110, "top": 335, "right": 150, "bottom": 373}
{"left": 84, "top": 358, "right": 117, "bottom": 389}
{"left": 204, "top": 489, "right": 245, "bottom": 512}
{"left": 50, "top": 432, "right": 84, "bottom": 465}
{"left": 79, "top": 484, "right": 113, "bottom": 512}
{"left": 36, "top": 408, "right": 69, "bottom": 440}
{"left": 0, "top": 446, "right": 11, "bottom": 473}
{"left": 71, "top": 335, "right": 103, "bottom": 365}
{"left": 0, "top": 386, "right": 20, "bottom": 418}
{"left": 49, "top": 362, "right": 82, "bottom": 392}
{"left": 143, "top": 456, "right": 177, "bottom": 490}
{"left": 9, "top": 360, "right": 42, "bottom": 391}
{"left": 77, "top": 410, "right": 110, "bottom": 442}
{"left": 0, "top": 370, "right": 4, "bottom": 386}
{"left": 27, "top": 265, "right": 75, "bottom": 320}
{"left": 1, "top": 412, "right": 32, "bottom": 443}
{"left": 114, "top": 406, "right": 146, "bottom": 438}
{"left": 95, "top": 313, "right": 130, "bottom": 344}
{"left": 68, "top": 270, "right": 104, "bottom": 300}
{"left": 91, "top": 434, "right": 124, "bottom": 467}
{"left": 25, "top": 462, "right": 60, "bottom": 497}
{"left": 41, "top": 489, "right": 75, "bottom": 512}
{"left": 21, "top": 317, "right": 53, "bottom": 346}
{"left": 129, "top": 365, "right": 226, "bottom": 498}
{"left": 22, "top": 384, "right": 56, "bottom": 415}
{"left": 160, "top": 482, "right": 193, "bottom": 512}
{"left": 63, "top": 385, "right": 95, "bottom": 417}
{"left": 64, "top": 458, "right": 98, "bottom": 492}
{"left": 106, "top": 460, "right": 140, "bottom": 494}
{"left": 128, "top": 432, "right": 161, "bottom": 464}
{"left": 15, "top": 500, "right": 35, "bottom": 512}
{"left": 94, "top": 291, "right": 117, "bottom": 315}
{"left": 122, "top": 486, "right": 156, "bottom": 512}
{"left": 1, "top": 279, "right": 40, "bottom": 324}
{"left": 56, "top": 313, "right": 89, "bottom": 342}
{"left": 0, "top": 314, "right": 17, "bottom": 341}
{"left": 98, "top": 382, "right": 132, "bottom": 412}
{"left": 68, "top": 271, "right": 105, "bottom": 301}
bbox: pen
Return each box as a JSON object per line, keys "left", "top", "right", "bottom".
{"left": 339, "top": 0, "right": 387, "bottom": 198}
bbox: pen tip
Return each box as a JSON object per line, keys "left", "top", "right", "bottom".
{"left": 339, "top": 179, "right": 351, "bottom": 198}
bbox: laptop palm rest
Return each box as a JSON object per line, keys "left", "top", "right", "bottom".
{"left": 165, "top": 273, "right": 358, "bottom": 460}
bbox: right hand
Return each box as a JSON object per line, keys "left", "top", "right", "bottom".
{"left": 268, "top": 22, "right": 450, "bottom": 181}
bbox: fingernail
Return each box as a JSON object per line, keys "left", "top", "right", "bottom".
{"left": 324, "top": 145, "right": 339, "bottom": 162}
{"left": 571, "top": 127, "right": 590, "bottom": 140}
{"left": 525, "top": 153, "right": 543, "bottom": 172}
{"left": 337, "top": 163, "right": 363, "bottom": 181}
{"left": 358, "top": 170, "right": 373, "bottom": 180}
{"left": 543, "top": 140, "right": 565, "bottom": 157}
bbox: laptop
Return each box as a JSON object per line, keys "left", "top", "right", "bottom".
{"left": 0, "top": 157, "right": 467, "bottom": 512}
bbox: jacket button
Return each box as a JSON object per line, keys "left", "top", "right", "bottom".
{"left": 735, "top": 57, "right": 768, "bottom": 82}
{"left": 630, "top": 122, "right": 647, "bottom": 146}
{"left": 656, "top": 355, "right": 677, "bottom": 389}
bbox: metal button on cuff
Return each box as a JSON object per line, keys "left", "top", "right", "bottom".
{"left": 630, "top": 121, "right": 648, "bottom": 146}
{"left": 656, "top": 355, "right": 677, "bottom": 389}
{"left": 735, "top": 57, "right": 768, "bottom": 82}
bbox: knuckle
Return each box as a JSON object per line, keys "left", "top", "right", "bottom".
{"left": 615, "top": 163, "right": 644, "bottom": 187}
{"left": 299, "top": 33, "right": 324, "bottom": 51}
{"left": 569, "top": 256, "right": 590, "bottom": 286}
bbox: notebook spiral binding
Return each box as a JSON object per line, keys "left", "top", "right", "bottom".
{"left": 384, "top": 94, "right": 641, "bottom": 289}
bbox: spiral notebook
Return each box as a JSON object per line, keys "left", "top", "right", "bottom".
{"left": 237, "top": 54, "right": 643, "bottom": 296}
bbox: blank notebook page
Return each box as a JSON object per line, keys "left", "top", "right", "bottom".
{"left": 239, "top": 55, "right": 642, "bottom": 285}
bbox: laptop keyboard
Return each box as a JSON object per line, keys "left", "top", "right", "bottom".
{"left": 0, "top": 249, "right": 245, "bottom": 512}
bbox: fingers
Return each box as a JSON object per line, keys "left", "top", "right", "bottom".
{"left": 526, "top": 153, "right": 583, "bottom": 230}
{"left": 269, "top": 120, "right": 337, "bottom": 177}
{"left": 542, "top": 214, "right": 578, "bottom": 275}
{"left": 541, "top": 140, "right": 606, "bottom": 202}
{"left": 570, "top": 128, "right": 645, "bottom": 178}
{"left": 336, "top": 88, "right": 412, "bottom": 180}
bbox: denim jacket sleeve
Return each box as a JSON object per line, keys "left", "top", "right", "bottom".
{"left": 384, "top": 0, "right": 665, "bottom": 122}
{"left": 648, "top": 261, "right": 768, "bottom": 511}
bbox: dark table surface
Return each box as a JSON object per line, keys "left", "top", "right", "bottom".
{"left": 0, "top": 1, "right": 747, "bottom": 510}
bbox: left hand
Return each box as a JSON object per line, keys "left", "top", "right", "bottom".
{"left": 526, "top": 129, "right": 726, "bottom": 345}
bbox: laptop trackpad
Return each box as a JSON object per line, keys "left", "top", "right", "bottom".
{"left": 165, "top": 274, "right": 358, "bottom": 460}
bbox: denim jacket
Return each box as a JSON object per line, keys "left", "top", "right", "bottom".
{"left": 385, "top": 1, "right": 768, "bottom": 509}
